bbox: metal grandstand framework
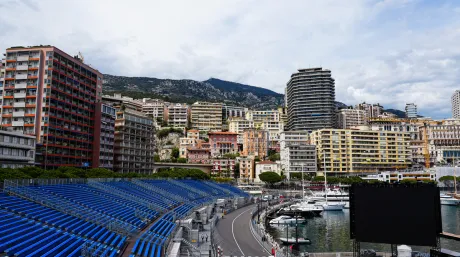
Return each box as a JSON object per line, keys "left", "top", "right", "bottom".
{"left": 3, "top": 179, "right": 139, "bottom": 237}
{"left": 131, "top": 179, "right": 185, "bottom": 205}
{"left": 87, "top": 180, "right": 166, "bottom": 214}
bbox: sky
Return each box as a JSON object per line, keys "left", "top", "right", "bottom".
{"left": 1, "top": 0, "right": 459, "bottom": 119}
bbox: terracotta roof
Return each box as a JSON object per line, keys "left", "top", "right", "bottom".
{"left": 187, "top": 129, "right": 199, "bottom": 132}
{"left": 257, "top": 160, "right": 276, "bottom": 164}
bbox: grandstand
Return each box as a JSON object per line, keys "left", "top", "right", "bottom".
{"left": 0, "top": 178, "right": 248, "bottom": 257}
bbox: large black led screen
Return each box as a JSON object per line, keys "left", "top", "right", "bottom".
{"left": 350, "top": 184, "right": 442, "bottom": 246}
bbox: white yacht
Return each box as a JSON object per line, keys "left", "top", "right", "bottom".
{"left": 440, "top": 194, "right": 460, "bottom": 206}
{"left": 288, "top": 199, "right": 323, "bottom": 215}
{"left": 269, "top": 215, "right": 306, "bottom": 225}
{"left": 321, "top": 202, "right": 346, "bottom": 211}
{"left": 310, "top": 188, "right": 349, "bottom": 201}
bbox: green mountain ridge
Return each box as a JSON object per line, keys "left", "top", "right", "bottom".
{"left": 102, "top": 74, "right": 405, "bottom": 114}
{"left": 102, "top": 74, "right": 284, "bottom": 109}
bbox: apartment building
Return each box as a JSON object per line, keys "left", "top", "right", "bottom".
{"left": 0, "top": 59, "right": 4, "bottom": 113}
{"left": 208, "top": 131, "right": 238, "bottom": 157}
{"left": 0, "top": 130, "right": 35, "bottom": 168}
{"left": 354, "top": 102, "right": 383, "bottom": 120}
{"left": 255, "top": 160, "right": 281, "bottom": 182}
{"left": 228, "top": 117, "right": 254, "bottom": 144}
{"left": 259, "top": 120, "right": 283, "bottom": 152}
{"left": 368, "top": 118, "right": 421, "bottom": 140}
{"left": 191, "top": 102, "right": 223, "bottom": 131}
{"left": 114, "top": 108, "right": 155, "bottom": 173}
{"left": 337, "top": 108, "right": 367, "bottom": 129}
{"left": 186, "top": 129, "right": 199, "bottom": 140}
{"left": 187, "top": 147, "right": 210, "bottom": 164}
{"left": 211, "top": 159, "right": 236, "bottom": 177}
{"left": 367, "top": 118, "right": 424, "bottom": 166}
{"left": 286, "top": 68, "right": 335, "bottom": 132}
{"left": 1, "top": 46, "right": 103, "bottom": 168}
{"left": 246, "top": 110, "right": 280, "bottom": 125}
{"left": 310, "top": 129, "right": 411, "bottom": 174}
{"left": 97, "top": 103, "right": 116, "bottom": 169}
{"left": 142, "top": 98, "right": 165, "bottom": 121}
{"left": 165, "top": 103, "right": 189, "bottom": 128}
{"left": 242, "top": 128, "right": 269, "bottom": 159}
{"left": 451, "top": 90, "right": 460, "bottom": 119}
{"left": 222, "top": 105, "right": 247, "bottom": 130}
{"left": 420, "top": 120, "right": 460, "bottom": 164}
{"left": 280, "top": 131, "right": 316, "bottom": 178}
{"left": 102, "top": 94, "right": 142, "bottom": 111}
{"left": 405, "top": 103, "right": 418, "bottom": 119}
{"left": 237, "top": 156, "right": 254, "bottom": 181}
{"left": 179, "top": 137, "right": 196, "bottom": 158}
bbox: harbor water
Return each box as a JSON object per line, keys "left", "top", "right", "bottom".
{"left": 267, "top": 206, "right": 460, "bottom": 252}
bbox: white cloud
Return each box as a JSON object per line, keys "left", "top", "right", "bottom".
{"left": 0, "top": 0, "right": 459, "bottom": 118}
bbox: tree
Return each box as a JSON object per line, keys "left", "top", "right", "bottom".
{"left": 234, "top": 162, "right": 240, "bottom": 179}
{"left": 177, "top": 158, "right": 187, "bottom": 163}
{"left": 267, "top": 149, "right": 277, "bottom": 157}
{"left": 259, "top": 172, "right": 282, "bottom": 185}
{"left": 0, "top": 168, "right": 31, "bottom": 181}
{"left": 171, "top": 147, "right": 180, "bottom": 159}
{"left": 223, "top": 153, "right": 239, "bottom": 159}
{"left": 268, "top": 153, "right": 280, "bottom": 162}
{"left": 154, "top": 154, "right": 160, "bottom": 162}
{"left": 439, "top": 175, "right": 459, "bottom": 182}
{"left": 17, "top": 166, "right": 44, "bottom": 178}
{"left": 254, "top": 156, "right": 261, "bottom": 162}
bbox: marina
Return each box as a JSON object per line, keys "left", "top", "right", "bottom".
{"left": 266, "top": 205, "right": 460, "bottom": 253}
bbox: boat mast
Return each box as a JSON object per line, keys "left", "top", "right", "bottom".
{"left": 324, "top": 150, "right": 328, "bottom": 204}
{"left": 455, "top": 162, "right": 457, "bottom": 196}
{"left": 302, "top": 164, "right": 304, "bottom": 199}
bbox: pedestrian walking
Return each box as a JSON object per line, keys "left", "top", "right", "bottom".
{"left": 201, "top": 234, "right": 204, "bottom": 242}
{"left": 205, "top": 234, "right": 208, "bottom": 242}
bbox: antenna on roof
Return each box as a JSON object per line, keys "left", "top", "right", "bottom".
{"left": 78, "top": 51, "right": 84, "bottom": 62}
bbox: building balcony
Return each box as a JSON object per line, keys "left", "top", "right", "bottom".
{"left": 14, "top": 102, "right": 26, "bottom": 108}
{"left": 12, "top": 120, "right": 24, "bottom": 126}
{"left": 15, "top": 74, "right": 28, "bottom": 80}
{"left": 16, "top": 65, "right": 28, "bottom": 71}
{"left": 0, "top": 155, "right": 34, "bottom": 162}
{"left": 14, "top": 92, "right": 26, "bottom": 98}
{"left": 16, "top": 56, "right": 29, "bottom": 62}
{"left": 13, "top": 111, "right": 25, "bottom": 117}
{"left": 15, "top": 82, "right": 27, "bottom": 89}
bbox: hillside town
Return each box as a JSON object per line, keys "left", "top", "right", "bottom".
{"left": 0, "top": 46, "right": 459, "bottom": 183}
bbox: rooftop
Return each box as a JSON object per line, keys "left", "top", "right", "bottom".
{"left": 208, "top": 132, "right": 238, "bottom": 135}
{"left": 257, "top": 160, "right": 276, "bottom": 165}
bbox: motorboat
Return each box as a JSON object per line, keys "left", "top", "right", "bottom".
{"left": 292, "top": 199, "right": 323, "bottom": 214}
{"left": 279, "top": 237, "right": 311, "bottom": 244}
{"left": 269, "top": 215, "right": 306, "bottom": 225}
{"left": 322, "top": 202, "right": 345, "bottom": 211}
{"left": 309, "top": 188, "right": 349, "bottom": 201}
{"left": 440, "top": 194, "right": 460, "bottom": 206}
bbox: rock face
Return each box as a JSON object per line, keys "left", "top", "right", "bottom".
{"left": 155, "top": 132, "right": 181, "bottom": 160}
{"left": 102, "top": 75, "right": 284, "bottom": 109}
